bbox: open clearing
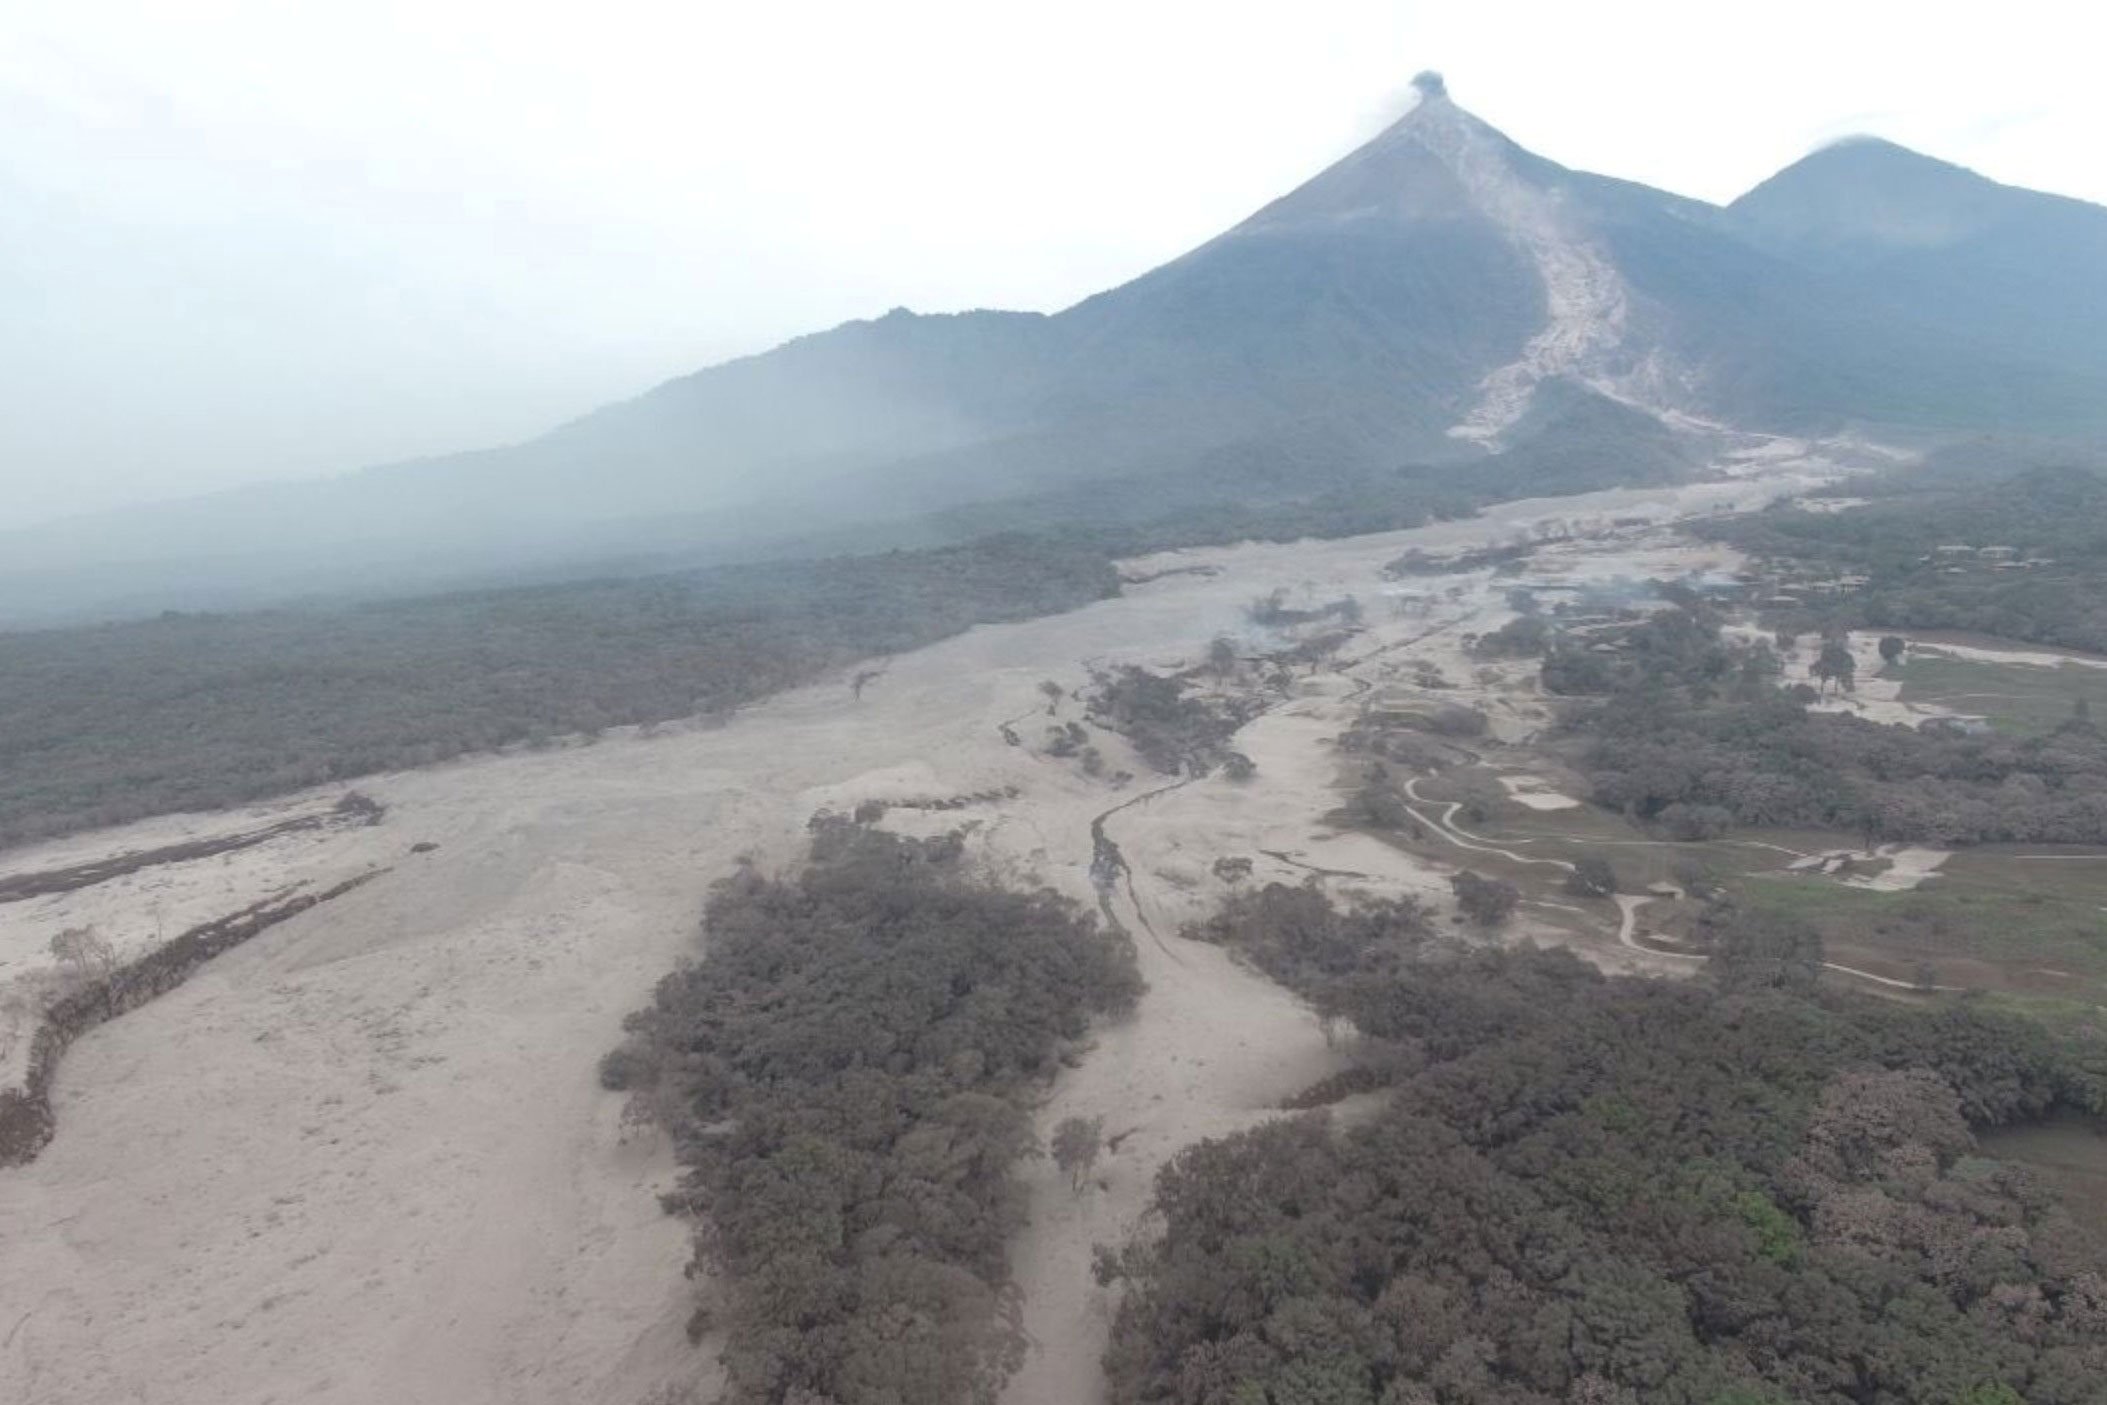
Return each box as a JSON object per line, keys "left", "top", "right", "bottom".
{"left": 1894, "top": 648, "right": 2107, "bottom": 736}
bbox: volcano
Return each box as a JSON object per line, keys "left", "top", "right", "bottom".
{"left": 11, "top": 73, "right": 2107, "bottom": 621}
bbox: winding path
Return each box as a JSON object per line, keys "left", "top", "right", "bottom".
{"left": 1399, "top": 780, "right": 1952, "bottom": 991}
{"left": 1087, "top": 779, "right": 1196, "bottom": 964}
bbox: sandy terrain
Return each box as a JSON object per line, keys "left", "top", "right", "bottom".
{"left": 1746, "top": 627, "right": 1978, "bottom": 730}
{"left": 1911, "top": 638, "right": 2107, "bottom": 672}
{"left": 1767, "top": 630, "right": 2107, "bottom": 731}
{"left": 1846, "top": 844, "right": 1952, "bottom": 893}
{"left": 1498, "top": 775, "right": 1582, "bottom": 811}
{"left": 0, "top": 798, "right": 384, "bottom": 1094}
{"left": 0, "top": 457, "right": 1846, "bottom": 1405}
{"left": 1787, "top": 843, "right": 1951, "bottom": 893}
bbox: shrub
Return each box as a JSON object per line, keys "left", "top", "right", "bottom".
{"left": 1659, "top": 802, "right": 1734, "bottom": 842}
{"left": 1563, "top": 854, "right": 1618, "bottom": 899}
{"left": 1450, "top": 871, "right": 1520, "bottom": 926}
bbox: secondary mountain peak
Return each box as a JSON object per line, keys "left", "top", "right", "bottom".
{"left": 1721, "top": 132, "right": 2107, "bottom": 386}
{"left": 1730, "top": 136, "right": 2010, "bottom": 249}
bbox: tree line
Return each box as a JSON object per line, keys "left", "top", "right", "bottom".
{"left": 1705, "top": 464, "right": 2107, "bottom": 657}
{"left": 0, "top": 536, "right": 1119, "bottom": 850}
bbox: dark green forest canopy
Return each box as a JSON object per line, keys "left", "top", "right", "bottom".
{"left": 1112, "top": 891, "right": 2107, "bottom": 1405}
{"left": 1534, "top": 599, "right": 2107, "bottom": 845}
{"left": 605, "top": 820, "right": 1139, "bottom": 1405}
{"left": 1703, "top": 464, "right": 2107, "bottom": 655}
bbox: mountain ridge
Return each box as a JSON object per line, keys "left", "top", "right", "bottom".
{"left": 9, "top": 75, "right": 2107, "bottom": 624}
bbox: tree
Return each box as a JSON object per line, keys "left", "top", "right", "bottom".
{"left": 1421, "top": 705, "right": 1489, "bottom": 738}
{"left": 1855, "top": 801, "right": 1885, "bottom": 854}
{"left": 49, "top": 924, "right": 116, "bottom": 982}
{"left": 1051, "top": 1115, "right": 1104, "bottom": 1193}
{"left": 1450, "top": 871, "right": 1519, "bottom": 926}
{"left": 1563, "top": 855, "right": 1618, "bottom": 899}
{"left": 1355, "top": 782, "right": 1412, "bottom": 831}
{"left": 1878, "top": 634, "right": 1907, "bottom": 666}
{"left": 1039, "top": 679, "right": 1065, "bottom": 714}
{"left": 1705, "top": 906, "right": 1824, "bottom": 993}
{"left": 1207, "top": 636, "right": 1240, "bottom": 678}
{"left": 1659, "top": 803, "right": 1733, "bottom": 842}
{"left": 1813, "top": 637, "right": 1856, "bottom": 695}
{"left": 1220, "top": 751, "right": 1256, "bottom": 782}
{"left": 1671, "top": 857, "right": 1720, "bottom": 901}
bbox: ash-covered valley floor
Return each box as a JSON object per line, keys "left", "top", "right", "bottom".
{"left": 1, "top": 442, "right": 1881, "bottom": 1405}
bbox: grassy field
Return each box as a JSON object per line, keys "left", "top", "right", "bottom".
{"left": 1412, "top": 767, "right": 1837, "bottom": 891}
{"left": 1738, "top": 858, "right": 2107, "bottom": 997}
{"left": 1980, "top": 1111, "right": 2107, "bottom": 1243}
{"left": 1892, "top": 649, "right": 2107, "bottom": 736}
{"left": 1376, "top": 765, "right": 2107, "bottom": 1004}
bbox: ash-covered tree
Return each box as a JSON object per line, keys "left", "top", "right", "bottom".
{"left": 1703, "top": 903, "right": 1825, "bottom": 993}
{"left": 1659, "top": 802, "right": 1734, "bottom": 841}
{"left": 48, "top": 924, "right": 116, "bottom": 981}
{"left": 1449, "top": 870, "right": 1519, "bottom": 926}
{"left": 1051, "top": 1115, "right": 1104, "bottom": 1193}
{"left": 1814, "top": 636, "right": 1857, "bottom": 694}
{"left": 1563, "top": 854, "right": 1618, "bottom": 899}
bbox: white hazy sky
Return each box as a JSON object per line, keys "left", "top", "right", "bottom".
{"left": 3, "top": 0, "right": 2103, "bottom": 530}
